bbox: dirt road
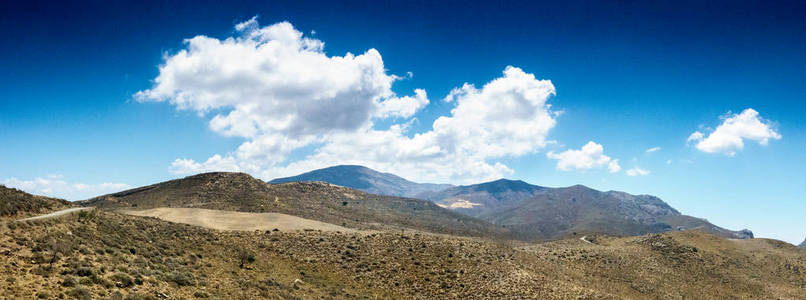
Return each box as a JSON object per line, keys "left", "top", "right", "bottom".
{"left": 18, "top": 207, "right": 93, "bottom": 221}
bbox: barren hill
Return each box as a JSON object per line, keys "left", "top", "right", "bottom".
{"left": 0, "top": 185, "right": 72, "bottom": 218}
{"left": 81, "top": 172, "right": 509, "bottom": 238}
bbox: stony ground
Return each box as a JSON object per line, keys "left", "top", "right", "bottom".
{"left": 1, "top": 210, "right": 805, "bottom": 299}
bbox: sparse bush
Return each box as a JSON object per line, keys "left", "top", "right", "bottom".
{"left": 77, "top": 209, "right": 96, "bottom": 222}
{"left": 76, "top": 267, "right": 93, "bottom": 277}
{"left": 237, "top": 248, "right": 256, "bottom": 268}
{"left": 62, "top": 276, "right": 78, "bottom": 287}
{"left": 167, "top": 271, "right": 195, "bottom": 286}
{"left": 110, "top": 272, "right": 134, "bottom": 288}
{"left": 66, "top": 287, "right": 91, "bottom": 300}
{"left": 193, "top": 290, "right": 210, "bottom": 298}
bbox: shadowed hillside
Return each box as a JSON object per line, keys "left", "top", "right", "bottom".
{"left": 269, "top": 165, "right": 453, "bottom": 197}
{"left": 0, "top": 186, "right": 72, "bottom": 218}
{"left": 81, "top": 172, "right": 509, "bottom": 239}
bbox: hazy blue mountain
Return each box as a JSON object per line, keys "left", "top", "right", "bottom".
{"left": 799, "top": 238, "right": 806, "bottom": 248}
{"left": 268, "top": 165, "right": 453, "bottom": 198}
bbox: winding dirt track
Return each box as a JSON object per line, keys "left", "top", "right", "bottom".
{"left": 118, "top": 207, "right": 355, "bottom": 232}
{"left": 18, "top": 207, "right": 93, "bottom": 221}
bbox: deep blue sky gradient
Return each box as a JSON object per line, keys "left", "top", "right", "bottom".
{"left": 1, "top": 0, "right": 804, "bottom": 243}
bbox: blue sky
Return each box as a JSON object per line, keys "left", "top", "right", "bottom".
{"left": 1, "top": 1, "right": 804, "bottom": 243}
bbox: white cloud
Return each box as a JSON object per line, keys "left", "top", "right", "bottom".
{"left": 141, "top": 18, "right": 558, "bottom": 184}
{"left": 625, "top": 167, "right": 650, "bottom": 176}
{"left": 645, "top": 146, "right": 661, "bottom": 153}
{"left": 688, "top": 108, "right": 781, "bottom": 156}
{"left": 546, "top": 141, "right": 621, "bottom": 173}
{"left": 2, "top": 175, "right": 131, "bottom": 201}
{"left": 687, "top": 131, "right": 704, "bottom": 143}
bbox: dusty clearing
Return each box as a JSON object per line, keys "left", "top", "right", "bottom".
{"left": 119, "top": 207, "right": 354, "bottom": 232}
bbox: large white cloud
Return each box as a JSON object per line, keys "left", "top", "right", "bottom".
{"left": 688, "top": 108, "right": 781, "bottom": 156}
{"left": 2, "top": 175, "right": 131, "bottom": 201}
{"left": 546, "top": 141, "right": 621, "bottom": 173}
{"left": 138, "top": 18, "right": 559, "bottom": 183}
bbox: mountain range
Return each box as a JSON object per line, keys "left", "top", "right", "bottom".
{"left": 4, "top": 170, "right": 806, "bottom": 298}
{"left": 270, "top": 165, "right": 753, "bottom": 240}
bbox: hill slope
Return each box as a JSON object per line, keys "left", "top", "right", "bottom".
{"left": 81, "top": 172, "right": 508, "bottom": 239}
{"left": 0, "top": 185, "right": 72, "bottom": 218}
{"left": 424, "top": 181, "right": 752, "bottom": 240}
{"left": 1, "top": 211, "right": 804, "bottom": 299}
{"left": 269, "top": 165, "right": 452, "bottom": 197}
{"left": 799, "top": 237, "right": 806, "bottom": 248}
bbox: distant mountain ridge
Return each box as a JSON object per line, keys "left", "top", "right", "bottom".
{"left": 269, "top": 165, "right": 453, "bottom": 197}
{"left": 799, "top": 238, "right": 806, "bottom": 248}
{"left": 275, "top": 165, "right": 753, "bottom": 241}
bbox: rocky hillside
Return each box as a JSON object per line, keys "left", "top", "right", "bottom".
{"left": 424, "top": 181, "right": 752, "bottom": 241}
{"left": 81, "top": 172, "right": 509, "bottom": 239}
{"left": 1, "top": 210, "right": 804, "bottom": 299}
{"left": 269, "top": 165, "right": 452, "bottom": 197}
{"left": 0, "top": 185, "right": 72, "bottom": 218}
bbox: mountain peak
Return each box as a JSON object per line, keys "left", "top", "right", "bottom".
{"left": 269, "top": 165, "right": 452, "bottom": 197}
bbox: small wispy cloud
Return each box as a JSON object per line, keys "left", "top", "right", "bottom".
{"left": 626, "top": 167, "right": 650, "bottom": 176}
{"left": 645, "top": 146, "right": 661, "bottom": 153}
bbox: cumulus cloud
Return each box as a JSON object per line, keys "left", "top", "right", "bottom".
{"left": 625, "top": 167, "right": 650, "bottom": 176}
{"left": 688, "top": 108, "right": 781, "bottom": 156}
{"left": 140, "top": 18, "right": 558, "bottom": 183}
{"left": 2, "top": 175, "right": 131, "bottom": 201}
{"left": 546, "top": 141, "right": 621, "bottom": 173}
